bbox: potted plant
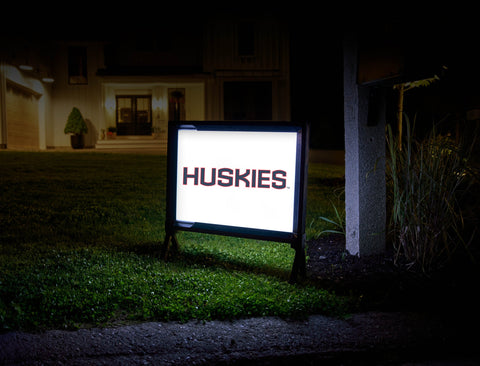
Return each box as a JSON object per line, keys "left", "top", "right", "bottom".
{"left": 64, "top": 107, "right": 88, "bottom": 149}
{"left": 107, "top": 126, "right": 117, "bottom": 139}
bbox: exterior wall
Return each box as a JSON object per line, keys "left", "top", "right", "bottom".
{"left": 50, "top": 42, "right": 207, "bottom": 148}
{"left": 0, "top": 64, "right": 52, "bottom": 150}
{"left": 203, "top": 17, "right": 290, "bottom": 121}
{"left": 101, "top": 79, "right": 205, "bottom": 141}
{"left": 49, "top": 43, "right": 105, "bottom": 148}
{"left": 203, "top": 18, "right": 287, "bottom": 72}
{"left": 1, "top": 15, "right": 290, "bottom": 149}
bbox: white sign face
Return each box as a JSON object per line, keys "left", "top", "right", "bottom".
{"left": 176, "top": 129, "right": 298, "bottom": 233}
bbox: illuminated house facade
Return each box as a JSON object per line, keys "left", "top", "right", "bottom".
{"left": 0, "top": 15, "right": 290, "bottom": 151}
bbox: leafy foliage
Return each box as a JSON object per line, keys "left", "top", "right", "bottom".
{"left": 386, "top": 117, "right": 478, "bottom": 273}
{"left": 64, "top": 107, "right": 88, "bottom": 135}
{"left": 315, "top": 189, "right": 345, "bottom": 238}
{"left": 306, "top": 164, "right": 345, "bottom": 239}
{"left": 393, "top": 75, "right": 440, "bottom": 93}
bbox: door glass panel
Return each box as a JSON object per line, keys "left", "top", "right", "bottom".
{"left": 115, "top": 95, "right": 152, "bottom": 135}
{"left": 136, "top": 97, "right": 151, "bottom": 123}
{"left": 117, "top": 97, "right": 132, "bottom": 123}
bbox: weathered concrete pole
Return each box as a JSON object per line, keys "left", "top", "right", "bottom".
{"left": 343, "top": 34, "right": 386, "bottom": 256}
{"left": 0, "top": 62, "right": 7, "bottom": 149}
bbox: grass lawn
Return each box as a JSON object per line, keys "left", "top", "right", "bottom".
{"left": 0, "top": 151, "right": 346, "bottom": 331}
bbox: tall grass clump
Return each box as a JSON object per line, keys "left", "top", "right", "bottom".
{"left": 386, "top": 116, "right": 477, "bottom": 274}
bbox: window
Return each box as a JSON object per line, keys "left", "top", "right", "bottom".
{"left": 116, "top": 95, "right": 152, "bottom": 135}
{"left": 238, "top": 22, "right": 255, "bottom": 56}
{"left": 224, "top": 82, "right": 272, "bottom": 121}
{"left": 68, "top": 47, "right": 87, "bottom": 85}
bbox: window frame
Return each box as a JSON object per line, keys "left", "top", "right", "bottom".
{"left": 115, "top": 95, "right": 152, "bottom": 125}
{"left": 68, "top": 46, "right": 88, "bottom": 85}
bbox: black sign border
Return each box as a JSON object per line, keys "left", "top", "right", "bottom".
{"left": 163, "top": 121, "right": 309, "bottom": 282}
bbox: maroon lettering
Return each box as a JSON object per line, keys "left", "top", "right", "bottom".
{"left": 182, "top": 167, "right": 287, "bottom": 189}
{"left": 183, "top": 167, "right": 199, "bottom": 185}
{"left": 272, "top": 170, "right": 287, "bottom": 189}
{"left": 200, "top": 167, "right": 216, "bottom": 186}
{"left": 258, "top": 170, "right": 270, "bottom": 188}
{"left": 235, "top": 169, "right": 250, "bottom": 187}
{"left": 218, "top": 168, "right": 234, "bottom": 187}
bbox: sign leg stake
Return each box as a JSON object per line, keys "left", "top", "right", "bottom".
{"left": 162, "top": 229, "right": 179, "bottom": 260}
{"left": 289, "top": 236, "right": 306, "bottom": 284}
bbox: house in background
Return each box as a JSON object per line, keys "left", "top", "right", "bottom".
{"left": 0, "top": 14, "right": 291, "bottom": 151}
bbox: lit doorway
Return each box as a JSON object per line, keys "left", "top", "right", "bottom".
{"left": 116, "top": 95, "right": 152, "bottom": 136}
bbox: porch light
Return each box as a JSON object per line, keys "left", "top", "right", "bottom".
{"left": 105, "top": 96, "right": 116, "bottom": 111}
{"left": 42, "top": 76, "right": 54, "bottom": 83}
{"left": 19, "top": 64, "right": 34, "bottom": 71}
{"left": 152, "top": 97, "right": 165, "bottom": 111}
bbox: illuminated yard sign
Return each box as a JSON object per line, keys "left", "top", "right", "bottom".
{"left": 163, "top": 121, "right": 309, "bottom": 281}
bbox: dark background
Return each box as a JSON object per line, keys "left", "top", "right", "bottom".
{"left": 4, "top": 5, "right": 480, "bottom": 150}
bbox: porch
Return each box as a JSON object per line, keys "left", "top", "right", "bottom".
{"left": 95, "top": 135, "right": 167, "bottom": 154}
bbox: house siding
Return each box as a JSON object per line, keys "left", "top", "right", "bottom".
{"left": 1, "top": 15, "right": 290, "bottom": 150}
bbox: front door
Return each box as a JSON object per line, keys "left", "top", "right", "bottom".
{"left": 116, "top": 95, "right": 152, "bottom": 136}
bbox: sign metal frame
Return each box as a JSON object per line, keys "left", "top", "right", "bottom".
{"left": 163, "top": 121, "right": 309, "bottom": 282}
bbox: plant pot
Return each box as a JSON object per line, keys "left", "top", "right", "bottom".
{"left": 70, "top": 134, "right": 85, "bottom": 149}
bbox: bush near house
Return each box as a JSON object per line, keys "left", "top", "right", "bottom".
{"left": 0, "top": 152, "right": 347, "bottom": 331}
{"left": 64, "top": 107, "right": 88, "bottom": 135}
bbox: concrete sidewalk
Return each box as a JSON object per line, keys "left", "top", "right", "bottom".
{"left": 1, "top": 312, "right": 479, "bottom": 365}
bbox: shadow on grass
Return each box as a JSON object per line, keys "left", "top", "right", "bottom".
{"left": 307, "top": 176, "right": 345, "bottom": 187}
{"left": 118, "top": 240, "right": 292, "bottom": 282}
{"left": 176, "top": 250, "right": 292, "bottom": 281}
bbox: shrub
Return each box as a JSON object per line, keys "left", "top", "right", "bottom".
{"left": 386, "top": 116, "right": 477, "bottom": 274}
{"left": 64, "top": 107, "right": 88, "bottom": 135}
